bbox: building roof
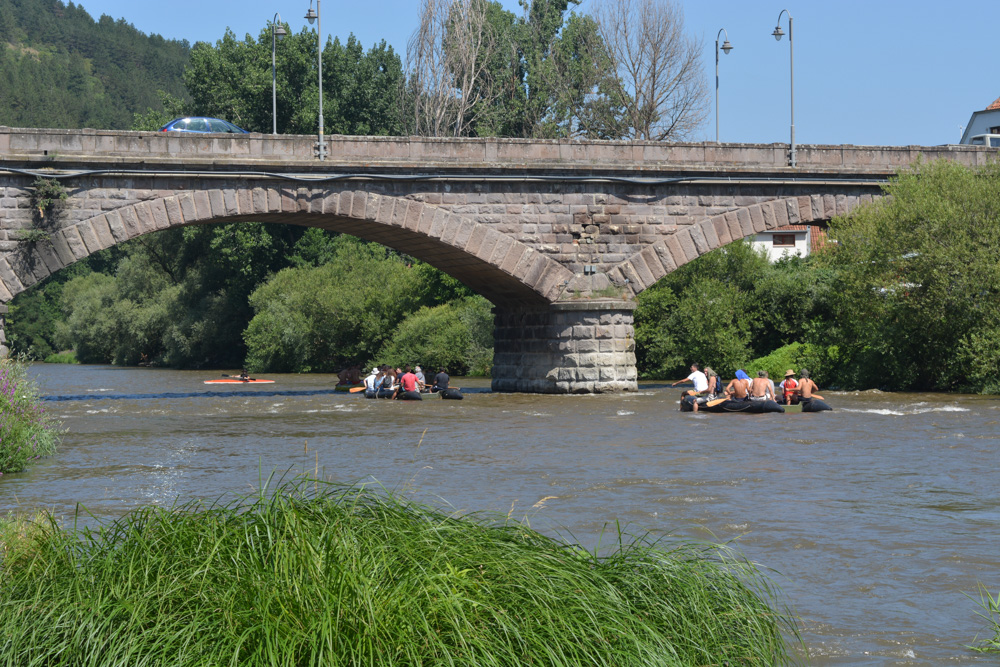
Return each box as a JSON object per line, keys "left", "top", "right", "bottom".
{"left": 988, "top": 96, "right": 1000, "bottom": 111}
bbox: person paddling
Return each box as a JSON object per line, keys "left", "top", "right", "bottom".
{"left": 724, "top": 370, "right": 751, "bottom": 400}
{"left": 779, "top": 369, "right": 799, "bottom": 405}
{"left": 398, "top": 365, "right": 420, "bottom": 399}
{"left": 749, "top": 370, "right": 774, "bottom": 401}
{"left": 363, "top": 366, "right": 380, "bottom": 399}
{"left": 671, "top": 363, "right": 708, "bottom": 407}
{"left": 431, "top": 367, "right": 450, "bottom": 393}
{"left": 796, "top": 369, "right": 820, "bottom": 405}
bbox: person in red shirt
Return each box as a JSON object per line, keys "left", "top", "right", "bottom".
{"left": 399, "top": 365, "right": 419, "bottom": 395}
{"left": 779, "top": 369, "right": 799, "bottom": 405}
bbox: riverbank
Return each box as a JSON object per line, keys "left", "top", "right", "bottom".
{"left": 0, "top": 481, "right": 797, "bottom": 666}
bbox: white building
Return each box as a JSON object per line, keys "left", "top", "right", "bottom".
{"left": 960, "top": 95, "right": 1000, "bottom": 146}
{"left": 750, "top": 224, "right": 821, "bottom": 262}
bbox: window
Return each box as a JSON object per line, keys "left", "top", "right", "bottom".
{"left": 772, "top": 234, "right": 796, "bottom": 247}
{"left": 990, "top": 126, "right": 1000, "bottom": 134}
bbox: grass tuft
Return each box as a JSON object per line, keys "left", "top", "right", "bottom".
{"left": 969, "top": 584, "right": 1000, "bottom": 653}
{"left": 0, "top": 480, "right": 799, "bottom": 666}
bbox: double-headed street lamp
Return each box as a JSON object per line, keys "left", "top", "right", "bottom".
{"left": 270, "top": 13, "right": 286, "bottom": 135}
{"left": 305, "top": 0, "right": 326, "bottom": 160}
{"left": 715, "top": 28, "right": 733, "bottom": 144}
{"left": 772, "top": 9, "right": 795, "bottom": 167}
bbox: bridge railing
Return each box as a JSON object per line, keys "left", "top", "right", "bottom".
{"left": 0, "top": 127, "right": 994, "bottom": 175}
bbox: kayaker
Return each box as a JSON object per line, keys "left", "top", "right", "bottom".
{"left": 431, "top": 367, "right": 450, "bottom": 393}
{"left": 724, "top": 370, "right": 751, "bottom": 400}
{"left": 238, "top": 369, "right": 251, "bottom": 381}
{"left": 779, "top": 369, "right": 799, "bottom": 405}
{"left": 797, "top": 369, "right": 820, "bottom": 404}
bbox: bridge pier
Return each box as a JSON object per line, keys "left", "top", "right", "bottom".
{"left": 492, "top": 301, "right": 637, "bottom": 394}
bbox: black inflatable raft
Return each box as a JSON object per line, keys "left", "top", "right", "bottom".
{"left": 680, "top": 394, "right": 785, "bottom": 413}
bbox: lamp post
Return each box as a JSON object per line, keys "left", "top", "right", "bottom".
{"left": 305, "top": 0, "right": 326, "bottom": 159}
{"left": 714, "top": 28, "right": 733, "bottom": 144}
{"left": 772, "top": 9, "right": 795, "bottom": 167}
{"left": 270, "top": 13, "right": 286, "bottom": 135}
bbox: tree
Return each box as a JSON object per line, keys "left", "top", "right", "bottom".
{"left": 819, "top": 159, "right": 1000, "bottom": 392}
{"left": 184, "top": 27, "right": 403, "bottom": 135}
{"left": 591, "top": 0, "right": 707, "bottom": 141}
{"left": 405, "top": 0, "right": 515, "bottom": 137}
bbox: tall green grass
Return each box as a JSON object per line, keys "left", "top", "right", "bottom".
{"left": 0, "top": 358, "right": 62, "bottom": 475}
{"left": 0, "top": 481, "right": 799, "bottom": 666}
{"left": 969, "top": 584, "right": 1000, "bottom": 653}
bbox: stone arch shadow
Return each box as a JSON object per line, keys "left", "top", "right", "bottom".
{"left": 608, "top": 193, "right": 879, "bottom": 297}
{"left": 0, "top": 186, "right": 576, "bottom": 309}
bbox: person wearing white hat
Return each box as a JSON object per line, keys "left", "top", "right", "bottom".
{"left": 363, "top": 366, "right": 380, "bottom": 399}
{"left": 414, "top": 365, "right": 426, "bottom": 390}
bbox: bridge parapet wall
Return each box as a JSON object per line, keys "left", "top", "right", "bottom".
{"left": 1, "top": 127, "right": 995, "bottom": 174}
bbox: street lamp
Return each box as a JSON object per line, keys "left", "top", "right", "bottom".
{"left": 270, "top": 13, "right": 286, "bottom": 135}
{"left": 772, "top": 9, "right": 795, "bottom": 167}
{"left": 305, "top": 0, "right": 326, "bottom": 159}
{"left": 715, "top": 28, "right": 733, "bottom": 144}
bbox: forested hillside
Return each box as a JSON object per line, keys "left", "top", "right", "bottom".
{"left": 0, "top": 0, "right": 189, "bottom": 129}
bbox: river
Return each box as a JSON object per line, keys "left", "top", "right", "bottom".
{"left": 3, "top": 363, "right": 1000, "bottom": 665}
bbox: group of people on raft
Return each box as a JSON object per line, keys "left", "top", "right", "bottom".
{"left": 361, "top": 364, "right": 453, "bottom": 400}
{"left": 671, "top": 363, "right": 821, "bottom": 412}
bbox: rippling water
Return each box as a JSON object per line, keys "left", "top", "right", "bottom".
{"left": 4, "top": 363, "right": 1000, "bottom": 665}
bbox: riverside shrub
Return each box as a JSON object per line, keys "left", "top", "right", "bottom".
{"left": 0, "top": 360, "right": 61, "bottom": 475}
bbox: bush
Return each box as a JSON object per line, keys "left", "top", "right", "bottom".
{"left": 0, "top": 481, "right": 798, "bottom": 666}
{"left": 0, "top": 359, "right": 62, "bottom": 475}
{"left": 42, "top": 351, "right": 78, "bottom": 364}
{"left": 742, "top": 342, "right": 839, "bottom": 387}
{"left": 376, "top": 296, "right": 494, "bottom": 376}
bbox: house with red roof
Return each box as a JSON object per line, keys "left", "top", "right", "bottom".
{"left": 959, "top": 96, "right": 1000, "bottom": 146}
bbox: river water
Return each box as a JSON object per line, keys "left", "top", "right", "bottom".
{"left": 4, "top": 363, "right": 1000, "bottom": 665}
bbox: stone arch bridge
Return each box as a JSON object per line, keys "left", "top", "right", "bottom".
{"left": 0, "top": 128, "right": 990, "bottom": 392}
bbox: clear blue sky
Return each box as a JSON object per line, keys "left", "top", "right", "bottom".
{"left": 72, "top": 0, "right": 995, "bottom": 146}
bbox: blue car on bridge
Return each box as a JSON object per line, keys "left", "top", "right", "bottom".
{"left": 158, "top": 117, "right": 249, "bottom": 134}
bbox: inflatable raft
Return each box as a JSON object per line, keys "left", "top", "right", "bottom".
{"left": 679, "top": 394, "right": 784, "bottom": 413}
{"left": 680, "top": 394, "right": 832, "bottom": 413}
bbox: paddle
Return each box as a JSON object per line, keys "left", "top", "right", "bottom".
{"left": 221, "top": 374, "right": 256, "bottom": 381}
{"left": 349, "top": 386, "right": 367, "bottom": 393}
{"left": 706, "top": 397, "right": 728, "bottom": 407}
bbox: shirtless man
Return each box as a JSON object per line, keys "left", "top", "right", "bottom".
{"left": 749, "top": 370, "right": 774, "bottom": 401}
{"left": 724, "top": 370, "right": 751, "bottom": 400}
{"left": 796, "top": 369, "right": 820, "bottom": 404}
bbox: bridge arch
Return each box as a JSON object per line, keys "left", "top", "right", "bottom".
{"left": 1, "top": 186, "right": 575, "bottom": 308}
{"left": 608, "top": 193, "right": 877, "bottom": 296}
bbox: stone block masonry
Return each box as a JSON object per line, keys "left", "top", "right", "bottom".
{"left": 492, "top": 302, "right": 637, "bottom": 393}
